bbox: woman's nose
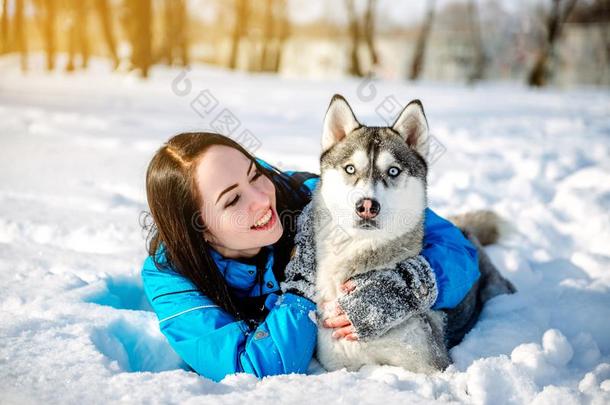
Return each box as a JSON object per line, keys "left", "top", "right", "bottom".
{"left": 247, "top": 184, "right": 270, "bottom": 211}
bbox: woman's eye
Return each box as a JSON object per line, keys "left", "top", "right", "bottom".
{"left": 225, "top": 170, "right": 261, "bottom": 209}
{"left": 251, "top": 170, "right": 263, "bottom": 182}
{"left": 387, "top": 167, "right": 401, "bottom": 177}
{"left": 345, "top": 164, "right": 356, "bottom": 174}
{"left": 226, "top": 195, "right": 240, "bottom": 208}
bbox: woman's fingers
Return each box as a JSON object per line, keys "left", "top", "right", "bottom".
{"left": 340, "top": 280, "right": 356, "bottom": 293}
{"left": 323, "top": 314, "right": 350, "bottom": 328}
{"left": 320, "top": 301, "right": 359, "bottom": 340}
{"left": 331, "top": 325, "right": 356, "bottom": 339}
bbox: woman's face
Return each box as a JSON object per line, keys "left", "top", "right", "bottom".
{"left": 195, "top": 145, "right": 283, "bottom": 259}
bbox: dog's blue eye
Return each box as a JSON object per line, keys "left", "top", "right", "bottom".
{"left": 388, "top": 167, "right": 401, "bottom": 177}
{"left": 345, "top": 164, "right": 356, "bottom": 175}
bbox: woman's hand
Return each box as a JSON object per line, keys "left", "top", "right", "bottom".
{"left": 330, "top": 256, "right": 439, "bottom": 342}
{"left": 321, "top": 281, "right": 359, "bottom": 341}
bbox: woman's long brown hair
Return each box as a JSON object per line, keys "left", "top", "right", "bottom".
{"left": 142, "top": 132, "right": 311, "bottom": 323}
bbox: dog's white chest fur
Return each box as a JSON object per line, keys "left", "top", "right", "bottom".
{"left": 310, "top": 93, "right": 450, "bottom": 374}
{"left": 313, "top": 216, "right": 447, "bottom": 374}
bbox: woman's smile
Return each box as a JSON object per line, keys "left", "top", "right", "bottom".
{"left": 194, "top": 145, "right": 284, "bottom": 258}
{"left": 251, "top": 207, "right": 277, "bottom": 231}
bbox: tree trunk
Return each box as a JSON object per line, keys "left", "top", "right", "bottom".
{"left": 162, "top": 0, "right": 173, "bottom": 65}
{"left": 345, "top": 0, "right": 363, "bottom": 77}
{"left": 95, "top": 0, "right": 119, "bottom": 69}
{"left": 260, "top": 0, "right": 273, "bottom": 71}
{"left": 76, "top": 0, "right": 89, "bottom": 68}
{"left": 67, "top": 5, "right": 76, "bottom": 72}
{"left": 1, "top": 0, "right": 9, "bottom": 54}
{"left": 363, "top": 0, "right": 378, "bottom": 70}
{"left": 176, "top": 0, "right": 189, "bottom": 66}
{"left": 139, "top": 0, "right": 152, "bottom": 78}
{"left": 467, "top": 0, "right": 486, "bottom": 83}
{"left": 528, "top": 0, "right": 578, "bottom": 87}
{"left": 15, "top": 0, "right": 27, "bottom": 72}
{"left": 409, "top": 0, "right": 436, "bottom": 80}
{"left": 271, "top": 0, "right": 288, "bottom": 73}
{"left": 128, "top": 0, "right": 152, "bottom": 78}
{"left": 228, "top": 0, "right": 247, "bottom": 70}
{"left": 66, "top": 0, "right": 89, "bottom": 71}
{"left": 163, "top": 0, "right": 189, "bottom": 66}
{"left": 162, "top": 0, "right": 189, "bottom": 67}
{"left": 43, "top": 0, "right": 56, "bottom": 71}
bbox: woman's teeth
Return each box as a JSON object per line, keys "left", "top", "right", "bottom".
{"left": 253, "top": 209, "right": 272, "bottom": 228}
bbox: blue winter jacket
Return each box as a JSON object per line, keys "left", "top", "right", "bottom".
{"left": 141, "top": 161, "right": 479, "bottom": 382}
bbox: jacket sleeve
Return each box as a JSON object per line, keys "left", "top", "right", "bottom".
{"left": 141, "top": 257, "right": 317, "bottom": 382}
{"left": 422, "top": 208, "right": 480, "bottom": 309}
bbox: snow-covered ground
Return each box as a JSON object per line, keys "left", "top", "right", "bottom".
{"left": 1, "top": 55, "right": 609, "bottom": 404}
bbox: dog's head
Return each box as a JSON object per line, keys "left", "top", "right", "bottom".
{"left": 318, "top": 94, "right": 429, "bottom": 242}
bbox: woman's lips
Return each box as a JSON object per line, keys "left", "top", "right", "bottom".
{"left": 250, "top": 208, "right": 276, "bottom": 231}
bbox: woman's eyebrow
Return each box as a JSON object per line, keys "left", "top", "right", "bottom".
{"left": 215, "top": 160, "right": 255, "bottom": 205}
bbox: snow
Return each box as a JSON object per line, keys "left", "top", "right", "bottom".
{"left": 1, "top": 54, "right": 609, "bottom": 404}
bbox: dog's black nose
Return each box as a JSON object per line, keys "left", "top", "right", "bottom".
{"left": 355, "top": 198, "right": 380, "bottom": 219}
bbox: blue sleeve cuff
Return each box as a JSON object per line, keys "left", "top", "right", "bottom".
{"left": 264, "top": 293, "right": 280, "bottom": 310}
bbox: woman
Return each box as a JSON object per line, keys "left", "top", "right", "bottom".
{"left": 141, "top": 132, "right": 479, "bottom": 382}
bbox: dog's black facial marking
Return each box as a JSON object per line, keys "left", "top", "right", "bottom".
{"left": 355, "top": 218, "right": 378, "bottom": 230}
{"left": 379, "top": 128, "right": 428, "bottom": 181}
{"left": 368, "top": 146, "right": 375, "bottom": 180}
{"left": 356, "top": 128, "right": 386, "bottom": 187}
{"left": 320, "top": 125, "right": 427, "bottom": 185}
{"left": 356, "top": 127, "right": 428, "bottom": 187}
{"left": 320, "top": 127, "right": 363, "bottom": 165}
{"left": 321, "top": 130, "right": 362, "bottom": 170}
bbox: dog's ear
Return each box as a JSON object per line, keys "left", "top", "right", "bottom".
{"left": 322, "top": 94, "right": 360, "bottom": 153}
{"left": 392, "top": 100, "right": 429, "bottom": 158}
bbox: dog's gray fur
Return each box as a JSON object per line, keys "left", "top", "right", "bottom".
{"left": 308, "top": 94, "right": 516, "bottom": 373}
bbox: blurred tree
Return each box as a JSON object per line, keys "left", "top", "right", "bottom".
{"left": 66, "top": 0, "right": 89, "bottom": 72}
{"left": 363, "top": 0, "right": 378, "bottom": 68}
{"left": 467, "top": 0, "right": 486, "bottom": 82}
{"left": 15, "top": 0, "right": 27, "bottom": 71}
{"left": 410, "top": 0, "right": 436, "bottom": 80}
{"left": 162, "top": 0, "right": 189, "bottom": 66}
{"left": 528, "top": 0, "right": 578, "bottom": 87}
{"left": 124, "top": 0, "right": 152, "bottom": 78}
{"left": 568, "top": 0, "right": 610, "bottom": 78}
{"left": 260, "top": 0, "right": 273, "bottom": 71}
{"left": 272, "top": 0, "right": 289, "bottom": 72}
{"left": 258, "top": 0, "right": 289, "bottom": 72}
{"left": 35, "top": 0, "right": 57, "bottom": 71}
{"left": 345, "top": 0, "right": 363, "bottom": 77}
{"left": 95, "top": 0, "right": 119, "bottom": 69}
{"left": 228, "top": 0, "right": 247, "bottom": 69}
{"left": 1, "top": 0, "right": 8, "bottom": 54}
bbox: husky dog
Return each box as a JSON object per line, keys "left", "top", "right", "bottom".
{"left": 307, "top": 94, "right": 515, "bottom": 373}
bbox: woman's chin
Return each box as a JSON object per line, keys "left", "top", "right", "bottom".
{"left": 249, "top": 208, "right": 282, "bottom": 239}
{"left": 254, "top": 222, "right": 283, "bottom": 245}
